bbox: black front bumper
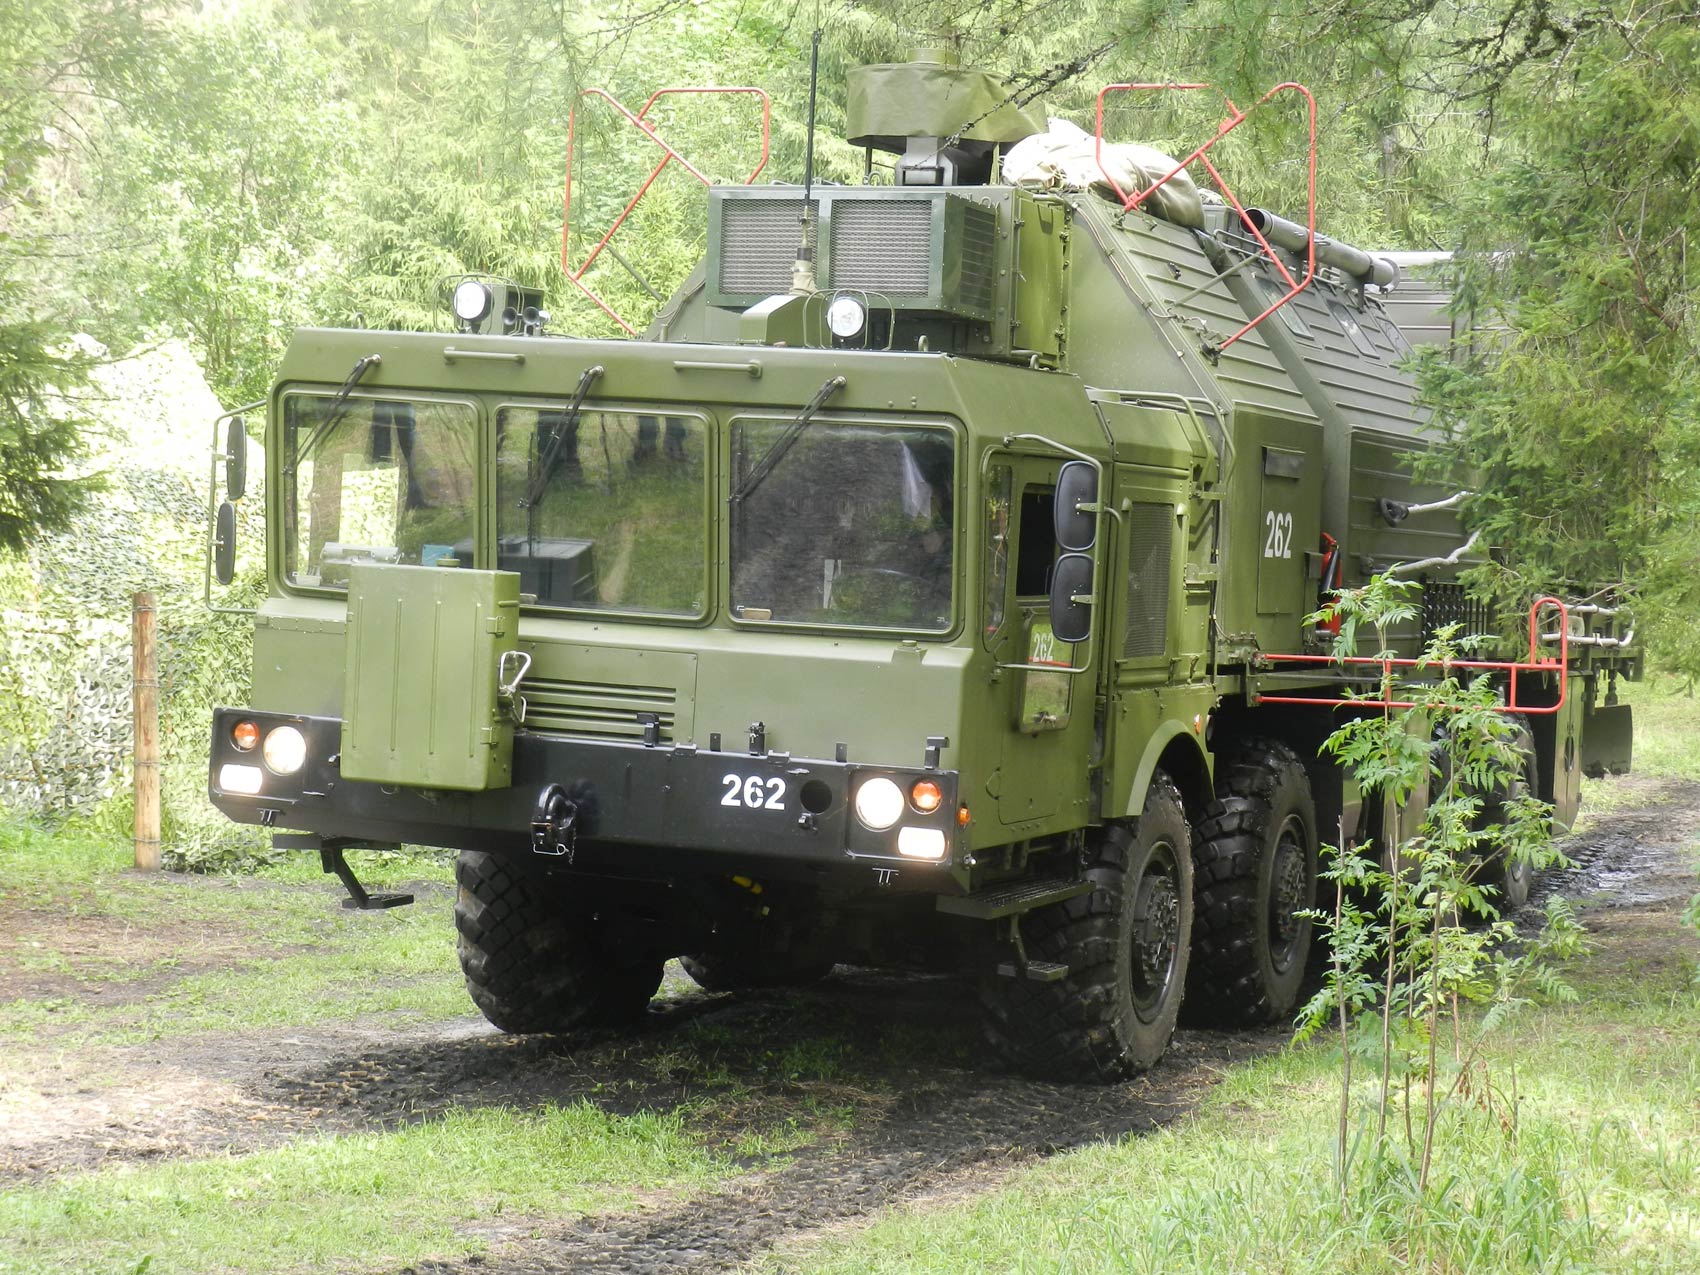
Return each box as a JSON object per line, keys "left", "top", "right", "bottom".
{"left": 209, "top": 708, "right": 961, "bottom": 880}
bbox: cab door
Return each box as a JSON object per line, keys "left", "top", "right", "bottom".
{"left": 981, "top": 452, "right": 1097, "bottom": 829}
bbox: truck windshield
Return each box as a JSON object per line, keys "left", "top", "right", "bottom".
{"left": 494, "top": 406, "right": 708, "bottom": 615}
{"left": 282, "top": 393, "right": 477, "bottom": 587}
{"left": 730, "top": 420, "right": 954, "bottom": 630}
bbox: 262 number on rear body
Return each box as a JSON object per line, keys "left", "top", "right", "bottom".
{"left": 721, "top": 774, "right": 786, "bottom": 810}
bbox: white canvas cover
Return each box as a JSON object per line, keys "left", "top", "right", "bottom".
{"left": 1001, "top": 118, "right": 1209, "bottom": 229}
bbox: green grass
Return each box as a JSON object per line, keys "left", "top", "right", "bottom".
{"left": 768, "top": 920, "right": 1700, "bottom": 1275}
{"left": 1576, "top": 676, "right": 1700, "bottom": 825}
{"left": 0, "top": 1102, "right": 727, "bottom": 1275}
{"left": 1608, "top": 674, "right": 1700, "bottom": 782}
{"left": 0, "top": 821, "right": 464, "bottom": 1044}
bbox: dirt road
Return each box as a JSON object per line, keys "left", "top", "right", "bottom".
{"left": 3, "top": 775, "right": 1696, "bottom": 1273}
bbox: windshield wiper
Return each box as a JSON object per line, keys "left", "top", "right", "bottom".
{"left": 729, "top": 374, "right": 846, "bottom": 505}
{"left": 287, "top": 353, "right": 382, "bottom": 472}
{"left": 520, "top": 364, "right": 604, "bottom": 509}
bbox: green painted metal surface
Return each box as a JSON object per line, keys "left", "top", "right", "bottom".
{"left": 340, "top": 563, "right": 519, "bottom": 791}
{"left": 223, "top": 99, "right": 1634, "bottom": 878}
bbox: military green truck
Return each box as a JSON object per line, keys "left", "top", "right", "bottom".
{"left": 207, "top": 54, "right": 1637, "bottom": 1081}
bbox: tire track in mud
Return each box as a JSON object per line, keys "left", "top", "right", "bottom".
{"left": 389, "top": 1025, "right": 1278, "bottom": 1275}
{"left": 253, "top": 967, "right": 1279, "bottom": 1274}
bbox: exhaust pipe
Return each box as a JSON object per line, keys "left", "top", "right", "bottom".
{"left": 1242, "top": 208, "right": 1400, "bottom": 289}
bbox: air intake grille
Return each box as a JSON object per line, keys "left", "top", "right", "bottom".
{"left": 1122, "top": 503, "right": 1173, "bottom": 659}
{"left": 520, "top": 676, "right": 677, "bottom": 743}
{"left": 829, "top": 199, "right": 933, "bottom": 294}
{"left": 719, "top": 199, "right": 816, "bottom": 297}
{"left": 958, "top": 202, "right": 998, "bottom": 313}
{"left": 1419, "top": 580, "right": 1495, "bottom": 649}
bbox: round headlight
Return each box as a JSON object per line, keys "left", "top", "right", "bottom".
{"left": 262, "top": 725, "right": 308, "bottom": 775}
{"left": 231, "top": 720, "right": 260, "bottom": 752}
{"left": 853, "top": 776, "right": 905, "bottom": 831}
{"left": 451, "top": 279, "right": 493, "bottom": 323}
{"left": 826, "top": 294, "right": 866, "bottom": 338}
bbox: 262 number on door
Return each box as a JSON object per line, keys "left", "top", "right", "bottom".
{"left": 1263, "top": 510, "right": 1294, "bottom": 559}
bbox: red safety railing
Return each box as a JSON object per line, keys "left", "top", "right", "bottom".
{"left": 1094, "top": 81, "right": 1318, "bottom": 351}
{"left": 1253, "top": 597, "right": 1571, "bottom": 715}
{"left": 562, "top": 86, "right": 771, "bottom": 334}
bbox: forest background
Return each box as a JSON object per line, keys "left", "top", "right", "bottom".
{"left": 1, "top": 0, "right": 1696, "bottom": 860}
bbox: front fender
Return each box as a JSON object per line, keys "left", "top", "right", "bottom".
{"left": 1120, "top": 718, "right": 1212, "bottom": 819}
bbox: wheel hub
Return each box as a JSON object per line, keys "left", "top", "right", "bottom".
{"left": 1268, "top": 817, "right": 1308, "bottom": 970}
{"left": 1131, "top": 849, "right": 1181, "bottom": 1016}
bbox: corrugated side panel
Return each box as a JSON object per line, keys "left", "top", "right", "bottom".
{"left": 1272, "top": 274, "right": 1426, "bottom": 439}
{"left": 341, "top": 564, "right": 518, "bottom": 791}
{"left": 1349, "top": 428, "right": 1473, "bottom": 589}
{"left": 829, "top": 199, "right": 933, "bottom": 294}
{"left": 1118, "top": 217, "right": 1316, "bottom": 422}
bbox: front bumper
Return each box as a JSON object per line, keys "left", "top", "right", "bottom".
{"left": 209, "top": 707, "right": 962, "bottom": 879}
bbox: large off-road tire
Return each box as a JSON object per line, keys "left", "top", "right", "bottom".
{"left": 981, "top": 774, "right": 1194, "bottom": 1082}
{"left": 1186, "top": 738, "right": 1318, "bottom": 1027}
{"left": 454, "top": 851, "right": 663, "bottom": 1034}
{"left": 1471, "top": 728, "right": 1539, "bottom": 914}
{"left": 679, "top": 949, "right": 835, "bottom": 992}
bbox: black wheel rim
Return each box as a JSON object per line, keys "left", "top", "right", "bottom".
{"left": 1267, "top": 814, "right": 1310, "bottom": 974}
{"left": 1130, "top": 839, "right": 1182, "bottom": 1022}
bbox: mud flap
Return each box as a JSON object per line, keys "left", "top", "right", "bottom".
{"left": 1582, "top": 701, "right": 1633, "bottom": 779}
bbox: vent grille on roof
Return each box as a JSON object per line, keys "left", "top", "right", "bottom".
{"left": 718, "top": 199, "right": 816, "bottom": 297}
{"left": 1122, "top": 503, "right": 1173, "bottom": 659}
{"left": 829, "top": 199, "right": 932, "bottom": 294}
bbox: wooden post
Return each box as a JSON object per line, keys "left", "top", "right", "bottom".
{"left": 132, "top": 591, "right": 161, "bottom": 871}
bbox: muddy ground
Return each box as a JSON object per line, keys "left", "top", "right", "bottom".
{"left": 3, "top": 775, "right": 1697, "bottom": 1273}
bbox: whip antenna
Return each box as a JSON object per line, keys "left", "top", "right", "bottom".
{"left": 792, "top": 27, "right": 823, "bottom": 293}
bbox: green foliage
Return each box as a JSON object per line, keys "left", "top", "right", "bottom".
{"left": 1297, "top": 574, "right": 1581, "bottom": 1197}
{"left": 0, "top": 316, "right": 103, "bottom": 553}
{"left": 1403, "top": 7, "right": 1700, "bottom": 676}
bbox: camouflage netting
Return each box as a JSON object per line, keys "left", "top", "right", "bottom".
{"left": 0, "top": 339, "right": 270, "bottom": 869}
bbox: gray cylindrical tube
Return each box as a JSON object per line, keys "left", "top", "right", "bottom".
{"left": 1243, "top": 208, "right": 1399, "bottom": 288}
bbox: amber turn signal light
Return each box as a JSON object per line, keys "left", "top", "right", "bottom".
{"left": 909, "top": 779, "right": 943, "bottom": 813}
{"left": 231, "top": 720, "right": 260, "bottom": 752}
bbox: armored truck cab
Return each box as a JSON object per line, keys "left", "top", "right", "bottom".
{"left": 209, "top": 54, "right": 1636, "bottom": 1080}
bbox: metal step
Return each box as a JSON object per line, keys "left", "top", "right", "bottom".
{"left": 935, "top": 876, "right": 1092, "bottom": 920}
{"left": 996, "top": 959, "right": 1070, "bottom": 983}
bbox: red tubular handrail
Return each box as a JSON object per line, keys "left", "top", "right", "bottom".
{"left": 1093, "top": 81, "right": 1318, "bottom": 351}
{"left": 562, "top": 86, "right": 771, "bottom": 334}
{"left": 1253, "top": 597, "right": 1571, "bottom": 715}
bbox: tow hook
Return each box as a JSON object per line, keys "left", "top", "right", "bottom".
{"left": 531, "top": 783, "right": 578, "bottom": 860}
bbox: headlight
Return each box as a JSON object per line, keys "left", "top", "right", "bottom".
{"left": 451, "top": 279, "right": 493, "bottom": 323}
{"left": 897, "top": 826, "right": 946, "bottom": 860}
{"left": 826, "top": 294, "right": 866, "bottom": 338}
{"left": 262, "top": 725, "right": 308, "bottom": 775}
{"left": 218, "top": 763, "right": 263, "bottom": 795}
{"left": 231, "top": 720, "right": 259, "bottom": 752}
{"left": 853, "top": 776, "right": 905, "bottom": 831}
